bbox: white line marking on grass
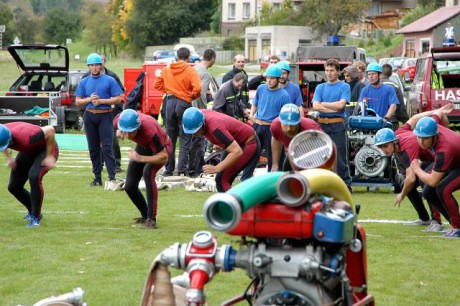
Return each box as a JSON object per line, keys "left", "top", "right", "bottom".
{"left": 178, "top": 214, "right": 203, "bottom": 218}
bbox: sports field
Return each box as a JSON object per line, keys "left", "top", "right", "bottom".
{"left": 0, "top": 144, "right": 459, "bottom": 305}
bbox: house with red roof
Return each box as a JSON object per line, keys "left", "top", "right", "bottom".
{"left": 396, "top": 5, "right": 460, "bottom": 57}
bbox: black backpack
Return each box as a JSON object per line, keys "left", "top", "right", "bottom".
{"left": 125, "top": 71, "right": 146, "bottom": 110}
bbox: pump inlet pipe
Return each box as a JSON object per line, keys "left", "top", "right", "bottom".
{"left": 276, "top": 168, "right": 354, "bottom": 211}
{"left": 203, "top": 171, "right": 284, "bottom": 232}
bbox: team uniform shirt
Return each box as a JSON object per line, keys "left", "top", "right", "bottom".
{"left": 394, "top": 123, "right": 433, "bottom": 175}
{"left": 270, "top": 117, "right": 322, "bottom": 149}
{"left": 201, "top": 109, "right": 255, "bottom": 148}
{"left": 114, "top": 112, "right": 171, "bottom": 154}
{"left": 253, "top": 85, "right": 291, "bottom": 122}
{"left": 5, "top": 122, "right": 56, "bottom": 154}
{"left": 76, "top": 74, "right": 124, "bottom": 110}
{"left": 312, "top": 81, "right": 350, "bottom": 118}
{"left": 282, "top": 81, "right": 303, "bottom": 107}
{"left": 358, "top": 83, "right": 399, "bottom": 118}
{"left": 429, "top": 114, "right": 460, "bottom": 172}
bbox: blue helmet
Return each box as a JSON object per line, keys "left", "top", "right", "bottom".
{"left": 279, "top": 103, "right": 301, "bottom": 125}
{"left": 266, "top": 65, "right": 282, "bottom": 78}
{"left": 118, "top": 109, "right": 141, "bottom": 132}
{"left": 374, "top": 128, "right": 397, "bottom": 146}
{"left": 0, "top": 124, "right": 12, "bottom": 152}
{"left": 366, "top": 62, "right": 382, "bottom": 73}
{"left": 277, "top": 61, "right": 290, "bottom": 72}
{"left": 86, "top": 53, "right": 103, "bottom": 65}
{"left": 183, "top": 107, "right": 205, "bottom": 134}
{"left": 413, "top": 117, "right": 438, "bottom": 137}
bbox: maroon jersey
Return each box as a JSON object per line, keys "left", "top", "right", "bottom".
{"left": 114, "top": 112, "right": 170, "bottom": 153}
{"left": 430, "top": 115, "right": 460, "bottom": 172}
{"left": 5, "top": 122, "right": 48, "bottom": 154}
{"left": 201, "top": 109, "right": 255, "bottom": 148}
{"left": 395, "top": 123, "right": 433, "bottom": 173}
{"left": 270, "top": 117, "right": 322, "bottom": 149}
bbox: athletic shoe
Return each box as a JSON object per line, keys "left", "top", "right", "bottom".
{"left": 88, "top": 179, "right": 102, "bottom": 187}
{"left": 133, "top": 217, "right": 147, "bottom": 224}
{"left": 403, "top": 219, "right": 430, "bottom": 226}
{"left": 443, "top": 228, "right": 460, "bottom": 238}
{"left": 144, "top": 218, "right": 157, "bottom": 229}
{"left": 23, "top": 213, "right": 32, "bottom": 221}
{"left": 26, "top": 216, "right": 41, "bottom": 228}
{"left": 421, "top": 221, "right": 444, "bottom": 232}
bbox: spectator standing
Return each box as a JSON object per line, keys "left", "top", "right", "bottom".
{"left": 342, "top": 65, "right": 365, "bottom": 120}
{"left": 271, "top": 104, "right": 322, "bottom": 171}
{"left": 249, "top": 65, "right": 291, "bottom": 172}
{"left": 374, "top": 103, "right": 454, "bottom": 232}
{"left": 213, "top": 72, "right": 250, "bottom": 120}
{"left": 154, "top": 47, "right": 201, "bottom": 176}
{"left": 410, "top": 110, "right": 460, "bottom": 238}
{"left": 277, "top": 61, "right": 304, "bottom": 109}
{"left": 83, "top": 53, "right": 125, "bottom": 173}
{"left": 248, "top": 55, "right": 280, "bottom": 90}
{"left": 381, "top": 63, "right": 409, "bottom": 128}
{"left": 312, "top": 58, "right": 352, "bottom": 190}
{"left": 353, "top": 60, "right": 369, "bottom": 85}
{"left": 76, "top": 53, "right": 123, "bottom": 186}
{"left": 182, "top": 108, "right": 260, "bottom": 192}
{"left": 222, "top": 54, "right": 250, "bottom": 109}
{"left": 114, "top": 109, "right": 172, "bottom": 229}
{"left": 189, "top": 49, "right": 216, "bottom": 178}
{"left": 356, "top": 63, "right": 399, "bottom": 128}
{"left": 0, "top": 123, "right": 58, "bottom": 227}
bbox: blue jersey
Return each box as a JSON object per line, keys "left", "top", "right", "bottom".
{"left": 253, "top": 84, "right": 291, "bottom": 122}
{"left": 312, "top": 81, "right": 350, "bottom": 118}
{"left": 282, "top": 81, "right": 303, "bottom": 106}
{"left": 76, "top": 74, "right": 124, "bottom": 110}
{"left": 358, "top": 83, "right": 399, "bottom": 118}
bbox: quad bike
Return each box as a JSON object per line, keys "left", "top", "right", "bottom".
{"left": 141, "top": 130, "right": 375, "bottom": 306}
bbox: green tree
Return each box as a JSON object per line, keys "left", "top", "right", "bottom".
{"left": 296, "top": 0, "right": 370, "bottom": 36}
{"left": 82, "top": 1, "right": 116, "bottom": 56}
{"left": 30, "top": 0, "right": 83, "bottom": 16}
{"left": 0, "top": 2, "right": 18, "bottom": 46}
{"left": 42, "top": 8, "right": 82, "bottom": 45}
{"left": 401, "top": 3, "right": 437, "bottom": 27}
{"left": 123, "top": 0, "right": 217, "bottom": 56}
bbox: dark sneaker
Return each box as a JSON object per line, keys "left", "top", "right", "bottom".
{"left": 26, "top": 215, "right": 42, "bottom": 228}
{"left": 144, "top": 218, "right": 157, "bottom": 229}
{"left": 88, "top": 179, "right": 102, "bottom": 187}
{"left": 23, "top": 213, "right": 32, "bottom": 221}
{"left": 115, "top": 166, "right": 123, "bottom": 173}
{"left": 133, "top": 217, "right": 147, "bottom": 224}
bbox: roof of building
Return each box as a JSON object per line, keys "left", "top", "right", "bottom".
{"left": 396, "top": 5, "right": 460, "bottom": 34}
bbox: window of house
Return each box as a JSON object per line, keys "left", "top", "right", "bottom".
{"left": 405, "top": 39, "right": 415, "bottom": 58}
{"left": 228, "top": 3, "right": 236, "bottom": 19}
{"left": 243, "top": 3, "right": 250, "bottom": 19}
{"left": 420, "top": 39, "right": 430, "bottom": 55}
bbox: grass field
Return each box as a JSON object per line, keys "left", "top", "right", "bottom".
{"left": 0, "top": 145, "right": 459, "bottom": 305}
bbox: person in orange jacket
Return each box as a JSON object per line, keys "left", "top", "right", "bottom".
{"left": 154, "top": 47, "right": 201, "bottom": 176}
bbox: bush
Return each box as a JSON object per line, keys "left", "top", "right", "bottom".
{"left": 222, "top": 36, "right": 244, "bottom": 51}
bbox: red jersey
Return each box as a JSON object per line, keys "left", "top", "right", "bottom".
{"left": 114, "top": 112, "right": 171, "bottom": 154}
{"left": 430, "top": 115, "right": 460, "bottom": 172}
{"left": 270, "top": 117, "right": 322, "bottom": 149}
{"left": 201, "top": 109, "right": 255, "bottom": 148}
{"left": 5, "top": 122, "right": 50, "bottom": 154}
{"left": 395, "top": 123, "right": 433, "bottom": 173}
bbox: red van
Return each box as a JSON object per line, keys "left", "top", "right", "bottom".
{"left": 409, "top": 47, "right": 460, "bottom": 122}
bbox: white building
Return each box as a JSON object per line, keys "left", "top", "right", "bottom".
{"left": 245, "top": 25, "right": 325, "bottom": 62}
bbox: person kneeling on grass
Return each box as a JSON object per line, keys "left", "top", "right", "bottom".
{"left": 182, "top": 107, "right": 261, "bottom": 192}
{"left": 0, "top": 123, "right": 58, "bottom": 228}
{"left": 113, "top": 109, "right": 172, "bottom": 229}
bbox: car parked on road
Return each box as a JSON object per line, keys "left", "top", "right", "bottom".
{"left": 386, "top": 57, "right": 406, "bottom": 72}
{"left": 152, "top": 49, "right": 201, "bottom": 63}
{"left": 396, "top": 58, "right": 416, "bottom": 82}
{"left": 6, "top": 44, "right": 86, "bottom": 130}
